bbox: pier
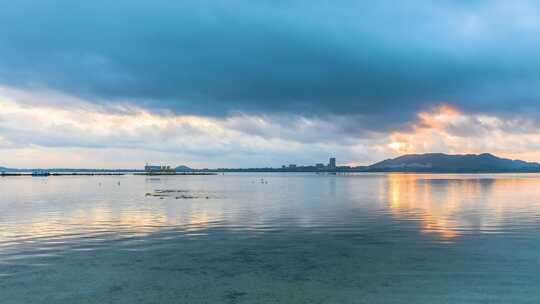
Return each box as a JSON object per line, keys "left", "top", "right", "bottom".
{"left": 1, "top": 172, "right": 127, "bottom": 177}
{"left": 1, "top": 172, "right": 216, "bottom": 177}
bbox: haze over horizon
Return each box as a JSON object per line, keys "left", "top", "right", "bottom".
{"left": 2, "top": 1, "right": 540, "bottom": 168}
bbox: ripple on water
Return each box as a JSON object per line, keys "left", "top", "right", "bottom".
{"left": 2, "top": 173, "right": 540, "bottom": 303}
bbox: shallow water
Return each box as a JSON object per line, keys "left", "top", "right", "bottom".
{"left": 1, "top": 173, "right": 540, "bottom": 303}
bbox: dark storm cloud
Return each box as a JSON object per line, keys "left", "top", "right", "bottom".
{"left": 1, "top": 0, "right": 540, "bottom": 131}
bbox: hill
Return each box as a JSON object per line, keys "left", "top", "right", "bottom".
{"left": 175, "top": 165, "right": 192, "bottom": 172}
{"left": 367, "top": 153, "right": 540, "bottom": 172}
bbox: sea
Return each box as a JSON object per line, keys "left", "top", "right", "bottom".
{"left": 1, "top": 173, "right": 540, "bottom": 303}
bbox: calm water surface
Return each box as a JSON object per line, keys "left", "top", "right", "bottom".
{"left": 1, "top": 173, "right": 540, "bottom": 303}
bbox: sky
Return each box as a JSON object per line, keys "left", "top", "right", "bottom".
{"left": 1, "top": 0, "right": 540, "bottom": 168}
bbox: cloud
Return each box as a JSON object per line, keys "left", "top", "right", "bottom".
{"left": 1, "top": 0, "right": 540, "bottom": 132}
{"left": 0, "top": 87, "right": 382, "bottom": 168}
{"left": 2, "top": 1, "right": 540, "bottom": 167}
{"left": 382, "top": 105, "right": 540, "bottom": 161}
{"left": 3, "top": 88, "right": 540, "bottom": 168}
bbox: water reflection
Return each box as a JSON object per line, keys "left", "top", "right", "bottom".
{"left": 3, "top": 173, "right": 540, "bottom": 248}
{"left": 381, "top": 173, "right": 540, "bottom": 241}
{"left": 3, "top": 173, "right": 540, "bottom": 303}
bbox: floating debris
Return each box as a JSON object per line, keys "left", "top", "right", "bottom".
{"left": 145, "top": 192, "right": 168, "bottom": 197}
{"left": 155, "top": 189, "right": 189, "bottom": 194}
{"left": 146, "top": 189, "right": 219, "bottom": 200}
{"left": 175, "top": 195, "right": 195, "bottom": 199}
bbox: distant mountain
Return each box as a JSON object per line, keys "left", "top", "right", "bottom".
{"left": 0, "top": 166, "right": 8, "bottom": 171}
{"left": 175, "top": 165, "right": 192, "bottom": 172}
{"left": 367, "top": 153, "right": 540, "bottom": 172}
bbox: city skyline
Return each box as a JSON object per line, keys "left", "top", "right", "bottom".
{"left": 2, "top": 1, "right": 540, "bottom": 168}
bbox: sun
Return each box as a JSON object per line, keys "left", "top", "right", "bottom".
{"left": 389, "top": 142, "right": 403, "bottom": 151}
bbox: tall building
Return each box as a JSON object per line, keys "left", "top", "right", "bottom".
{"left": 328, "top": 157, "right": 336, "bottom": 169}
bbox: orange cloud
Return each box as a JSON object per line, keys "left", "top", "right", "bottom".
{"left": 382, "top": 104, "right": 540, "bottom": 162}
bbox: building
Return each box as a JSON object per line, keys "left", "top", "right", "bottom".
{"left": 328, "top": 157, "right": 336, "bottom": 169}
{"left": 32, "top": 169, "right": 50, "bottom": 176}
{"left": 145, "top": 163, "right": 174, "bottom": 173}
{"left": 315, "top": 163, "right": 325, "bottom": 169}
{"left": 288, "top": 164, "right": 297, "bottom": 169}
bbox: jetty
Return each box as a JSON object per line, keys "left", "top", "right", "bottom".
{"left": 134, "top": 172, "right": 216, "bottom": 176}
{"left": 0, "top": 163, "right": 217, "bottom": 177}
{"left": 1, "top": 172, "right": 216, "bottom": 177}
{"left": 1, "top": 172, "right": 127, "bottom": 177}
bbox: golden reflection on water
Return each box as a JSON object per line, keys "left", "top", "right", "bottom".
{"left": 3, "top": 174, "right": 540, "bottom": 248}
{"left": 382, "top": 174, "right": 462, "bottom": 240}
{"left": 381, "top": 173, "right": 540, "bottom": 241}
{"left": 0, "top": 202, "right": 222, "bottom": 247}
{"left": 0, "top": 205, "right": 222, "bottom": 246}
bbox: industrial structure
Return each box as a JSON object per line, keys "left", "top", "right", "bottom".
{"left": 144, "top": 163, "right": 175, "bottom": 173}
